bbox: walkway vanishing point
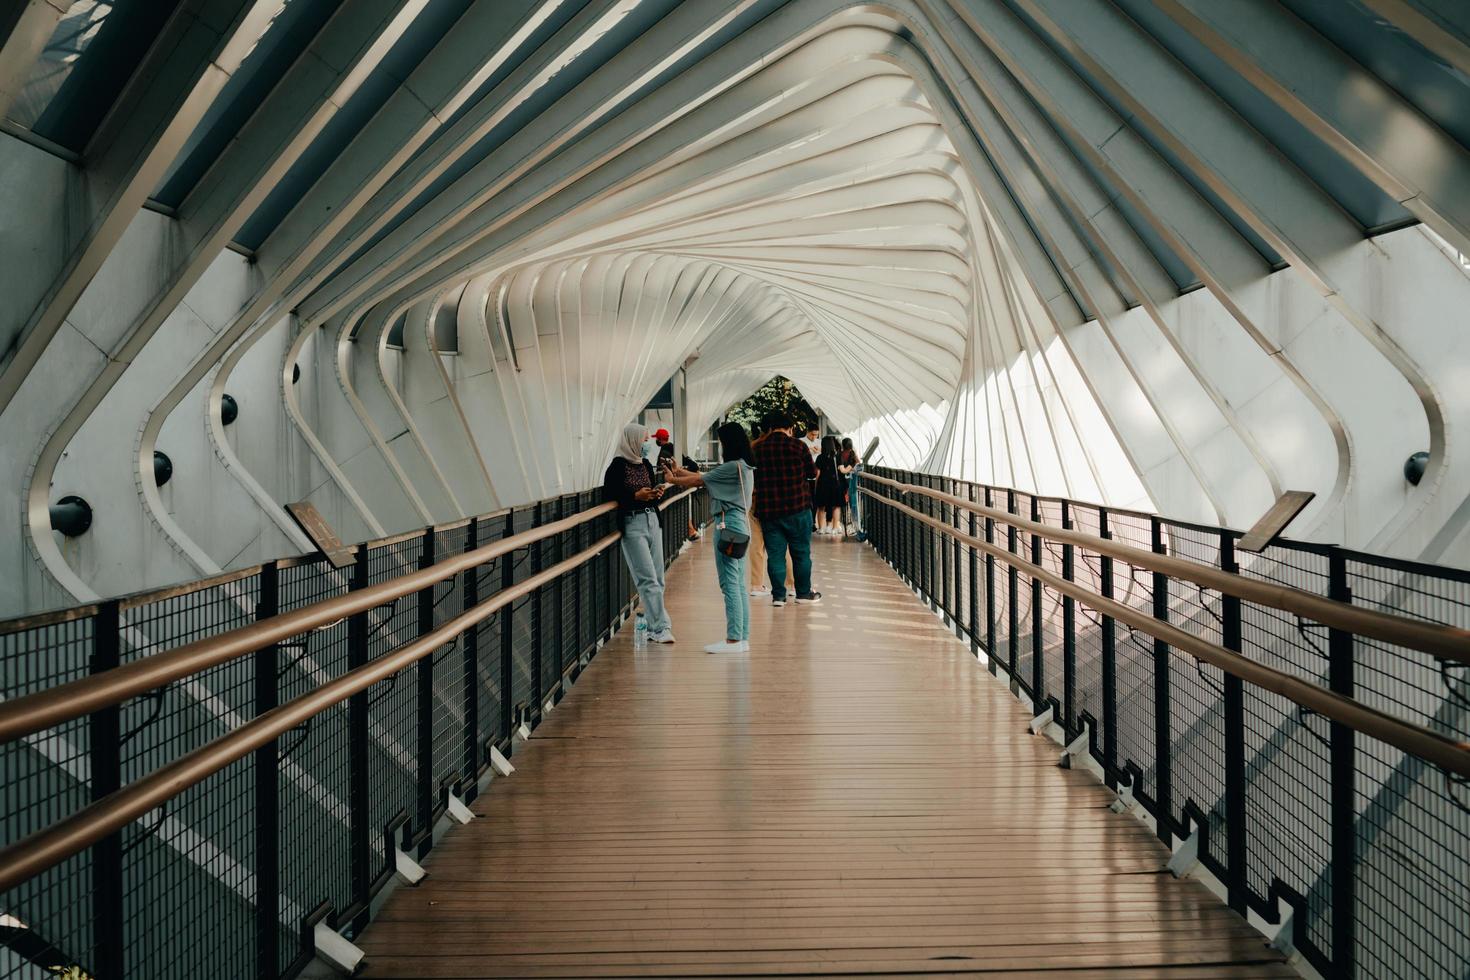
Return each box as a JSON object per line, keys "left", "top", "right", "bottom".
{"left": 356, "top": 535, "right": 1290, "bottom": 979}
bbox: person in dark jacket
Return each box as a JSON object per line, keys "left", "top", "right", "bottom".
{"left": 603, "top": 423, "right": 674, "bottom": 643}
{"left": 752, "top": 413, "right": 820, "bottom": 606}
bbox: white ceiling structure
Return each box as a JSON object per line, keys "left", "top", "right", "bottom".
{"left": 2, "top": 0, "right": 1470, "bottom": 614}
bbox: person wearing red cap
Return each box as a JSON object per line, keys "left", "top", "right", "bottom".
{"left": 653, "top": 428, "right": 702, "bottom": 542}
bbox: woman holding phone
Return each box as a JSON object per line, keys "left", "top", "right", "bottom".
{"left": 604, "top": 423, "right": 674, "bottom": 644}
{"left": 662, "top": 422, "right": 755, "bottom": 654}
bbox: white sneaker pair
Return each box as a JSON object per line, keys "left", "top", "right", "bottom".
{"left": 704, "top": 640, "right": 750, "bottom": 654}
{"left": 749, "top": 586, "right": 770, "bottom": 597}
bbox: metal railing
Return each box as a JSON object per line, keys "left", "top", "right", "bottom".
{"left": 860, "top": 467, "right": 1470, "bottom": 979}
{"left": 0, "top": 485, "right": 708, "bottom": 980}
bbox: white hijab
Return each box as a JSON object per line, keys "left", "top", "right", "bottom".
{"left": 618, "top": 422, "right": 648, "bottom": 464}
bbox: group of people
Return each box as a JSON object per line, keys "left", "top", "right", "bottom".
{"left": 801, "top": 426, "right": 860, "bottom": 538}
{"left": 604, "top": 414, "right": 861, "bottom": 655}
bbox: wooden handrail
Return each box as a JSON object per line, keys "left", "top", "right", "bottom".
{"left": 0, "top": 487, "right": 694, "bottom": 743}
{"left": 0, "top": 532, "right": 620, "bottom": 894}
{"left": 863, "top": 473, "right": 1470, "bottom": 666}
{"left": 860, "top": 488, "right": 1470, "bottom": 778}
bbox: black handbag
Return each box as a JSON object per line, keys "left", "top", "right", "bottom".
{"left": 716, "top": 466, "right": 750, "bottom": 559}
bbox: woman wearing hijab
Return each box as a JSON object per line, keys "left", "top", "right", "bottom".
{"left": 662, "top": 422, "right": 755, "bottom": 654}
{"left": 603, "top": 423, "right": 675, "bottom": 644}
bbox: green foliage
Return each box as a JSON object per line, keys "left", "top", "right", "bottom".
{"left": 725, "top": 376, "right": 816, "bottom": 434}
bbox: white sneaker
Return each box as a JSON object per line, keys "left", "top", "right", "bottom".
{"left": 704, "top": 640, "right": 744, "bottom": 654}
{"left": 650, "top": 629, "right": 676, "bottom": 644}
{"left": 749, "top": 586, "right": 770, "bottom": 597}
{"left": 740, "top": 641, "right": 751, "bottom": 652}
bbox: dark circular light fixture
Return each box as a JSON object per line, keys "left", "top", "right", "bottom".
{"left": 1404, "top": 451, "right": 1430, "bottom": 486}
{"left": 153, "top": 450, "right": 173, "bottom": 487}
{"left": 220, "top": 393, "right": 238, "bottom": 426}
{"left": 49, "top": 496, "right": 93, "bottom": 537}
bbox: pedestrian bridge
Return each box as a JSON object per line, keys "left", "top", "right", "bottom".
{"left": 1, "top": 472, "right": 1466, "bottom": 980}
{"left": 5, "top": 2, "right": 1470, "bottom": 977}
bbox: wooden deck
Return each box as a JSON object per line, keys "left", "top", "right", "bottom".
{"left": 359, "top": 536, "right": 1289, "bottom": 978}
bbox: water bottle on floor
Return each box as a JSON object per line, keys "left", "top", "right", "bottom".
{"left": 634, "top": 613, "right": 648, "bottom": 650}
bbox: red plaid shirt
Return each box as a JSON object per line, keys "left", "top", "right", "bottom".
{"left": 752, "top": 431, "right": 816, "bottom": 519}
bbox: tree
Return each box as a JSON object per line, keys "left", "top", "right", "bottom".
{"left": 725, "top": 376, "right": 817, "bottom": 434}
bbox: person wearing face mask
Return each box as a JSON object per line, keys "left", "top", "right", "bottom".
{"left": 604, "top": 423, "right": 675, "bottom": 644}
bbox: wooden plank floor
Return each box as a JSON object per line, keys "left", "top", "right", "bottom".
{"left": 359, "top": 536, "right": 1288, "bottom": 979}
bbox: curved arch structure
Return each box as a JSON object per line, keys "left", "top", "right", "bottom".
{"left": 2, "top": 0, "right": 1470, "bottom": 614}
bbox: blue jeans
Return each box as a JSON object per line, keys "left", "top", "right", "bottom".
{"left": 620, "top": 511, "right": 670, "bottom": 633}
{"left": 715, "top": 551, "right": 750, "bottom": 640}
{"left": 761, "top": 510, "right": 813, "bottom": 599}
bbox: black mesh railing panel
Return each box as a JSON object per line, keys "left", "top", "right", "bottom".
{"left": 431, "top": 524, "right": 469, "bottom": 799}
{"left": 1243, "top": 682, "right": 1334, "bottom": 957}
{"left": 121, "top": 756, "right": 256, "bottom": 978}
{"left": 363, "top": 539, "right": 421, "bottom": 863}
{"left": 276, "top": 558, "right": 355, "bottom": 960}
{"left": 0, "top": 612, "right": 95, "bottom": 979}
{"left": 1343, "top": 555, "right": 1470, "bottom": 977}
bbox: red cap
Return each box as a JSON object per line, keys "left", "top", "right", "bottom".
{"left": 654, "top": 428, "right": 670, "bottom": 441}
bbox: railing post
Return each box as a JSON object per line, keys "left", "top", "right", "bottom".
{"left": 1328, "top": 551, "right": 1356, "bottom": 974}
{"left": 461, "top": 518, "right": 480, "bottom": 789}
{"left": 572, "top": 502, "right": 585, "bottom": 663}
{"left": 530, "top": 502, "right": 544, "bottom": 726}
{"left": 984, "top": 487, "right": 997, "bottom": 675}
{"left": 899, "top": 473, "right": 911, "bottom": 587}
{"left": 346, "top": 544, "right": 370, "bottom": 931}
{"left": 1061, "top": 503, "right": 1075, "bottom": 736}
{"left": 1099, "top": 508, "right": 1117, "bottom": 783}
{"left": 927, "top": 475, "right": 937, "bottom": 609}
{"left": 500, "top": 515, "right": 516, "bottom": 747}
{"left": 968, "top": 485, "right": 979, "bottom": 656}
{"left": 1220, "top": 532, "right": 1247, "bottom": 914}
{"left": 951, "top": 481, "right": 962, "bottom": 636}
{"left": 555, "top": 497, "right": 567, "bottom": 686}
{"left": 939, "top": 481, "right": 950, "bottom": 619}
{"left": 254, "top": 565, "right": 281, "bottom": 977}
{"left": 89, "top": 600, "right": 123, "bottom": 980}
{"left": 1151, "top": 517, "right": 1172, "bottom": 844}
{"left": 1006, "top": 489, "right": 1019, "bottom": 688}
{"left": 415, "top": 528, "right": 435, "bottom": 849}
{"left": 1030, "top": 496, "right": 1044, "bottom": 708}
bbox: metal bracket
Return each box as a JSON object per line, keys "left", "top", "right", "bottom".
{"left": 1166, "top": 822, "right": 1200, "bottom": 877}
{"left": 445, "top": 793, "right": 475, "bottom": 825}
{"left": 313, "top": 921, "right": 365, "bottom": 975}
{"left": 1269, "top": 900, "right": 1296, "bottom": 958}
{"left": 393, "top": 847, "right": 427, "bottom": 885}
{"left": 1058, "top": 723, "right": 1090, "bottom": 770}
{"left": 489, "top": 745, "right": 515, "bottom": 777}
{"left": 1028, "top": 705, "right": 1053, "bottom": 736}
{"left": 543, "top": 697, "right": 555, "bottom": 717}
{"left": 1109, "top": 778, "right": 1135, "bottom": 814}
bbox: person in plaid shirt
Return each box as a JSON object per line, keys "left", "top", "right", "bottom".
{"left": 752, "top": 412, "right": 821, "bottom": 606}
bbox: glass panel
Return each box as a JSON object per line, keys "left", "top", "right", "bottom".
{"left": 5, "top": 1, "right": 113, "bottom": 135}
{"left": 6, "top": 0, "right": 180, "bottom": 154}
